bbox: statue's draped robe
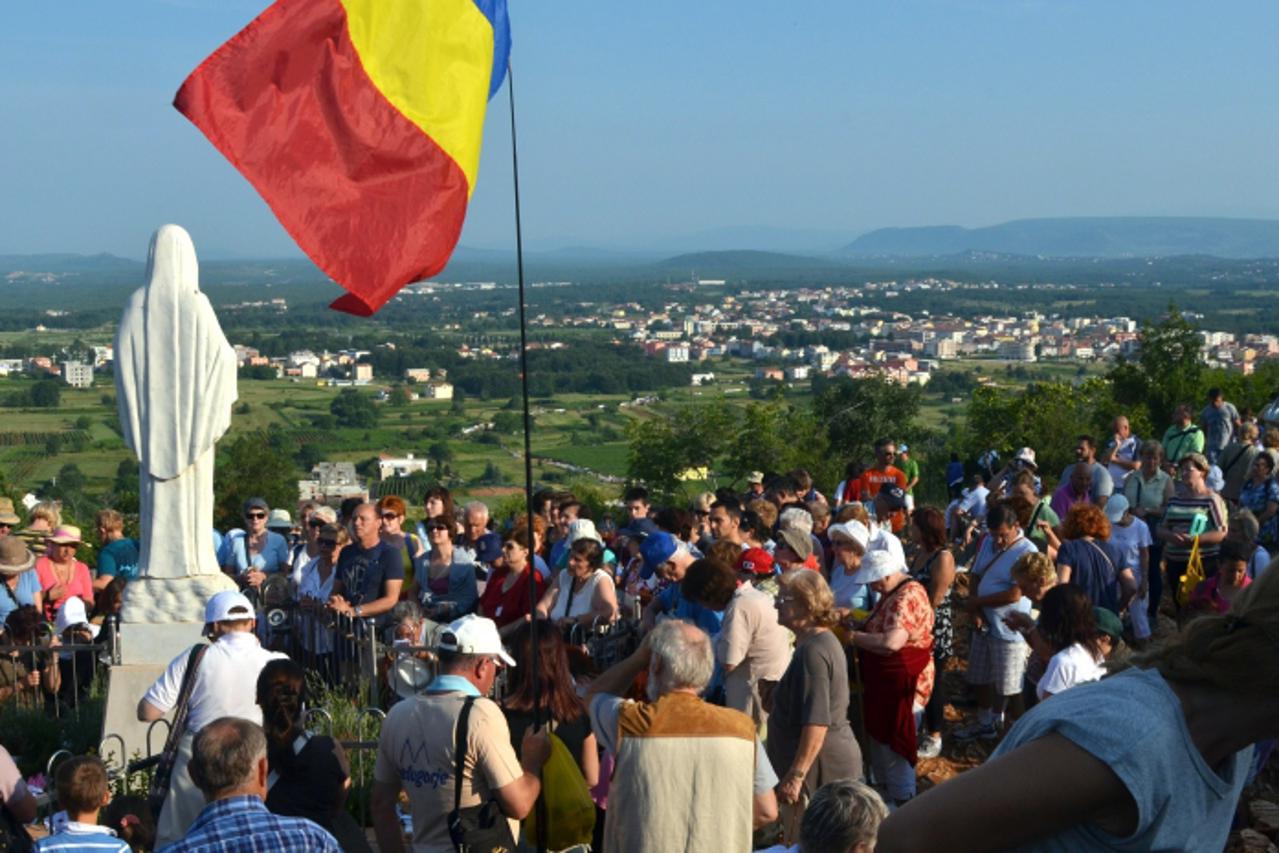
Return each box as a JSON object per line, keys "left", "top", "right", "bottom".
{"left": 115, "top": 226, "right": 237, "bottom": 579}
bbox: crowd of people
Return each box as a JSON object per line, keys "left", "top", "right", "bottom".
{"left": 1, "top": 386, "right": 1278, "bottom": 851}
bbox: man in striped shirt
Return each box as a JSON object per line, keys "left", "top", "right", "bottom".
{"left": 161, "top": 718, "right": 339, "bottom": 853}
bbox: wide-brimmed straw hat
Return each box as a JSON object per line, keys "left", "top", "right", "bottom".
{"left": 0, "top": 537, "right": 36, "bottom": 576}
{"left": 47, "top": 525, "right": 83, "bottom": 545}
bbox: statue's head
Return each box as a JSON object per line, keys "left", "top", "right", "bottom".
{"left": 146, "top": 224, "right": 200, "bottom": 295}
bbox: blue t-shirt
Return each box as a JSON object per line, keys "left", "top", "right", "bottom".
{"left": 1057, "top": 538, "right": 1125, "bottom": 613}
{"left": 656, "top": 583, "right": 723, "bottom": 636}
{"left": 0, "top": 569, "right": 41, "bottom": 625}
{"left": 218, "top": 529, "right": 290, "bottom": 574}
{"left": 336, "top": 539, "right": 405, "bottom": 606}
{"left": 96, "top": 537, "right": 140, "bottom": 581}
{"left": 994, "top": 667, "right": 1252, "bottom": 852}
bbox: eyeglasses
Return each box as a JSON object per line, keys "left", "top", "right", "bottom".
{"left": 245, "top": 512, "right": 267, "bottom": 520}
{"left": 318, "top": 540, "right": 338, "bottom": 548}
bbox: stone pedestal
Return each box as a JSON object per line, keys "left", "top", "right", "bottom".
{"left": 101, "top": 574, "right": 238, "bottom": 761}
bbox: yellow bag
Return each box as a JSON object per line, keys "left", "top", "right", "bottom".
{"left": 522, "top": 727, "right": 595, "bottom": 851}
{"left": 1178, "top": 535, "right": 1204, "bottom": 607}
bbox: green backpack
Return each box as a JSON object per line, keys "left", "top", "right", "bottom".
{"left": 522, "top": 726, "right": 596, "bottom": 851}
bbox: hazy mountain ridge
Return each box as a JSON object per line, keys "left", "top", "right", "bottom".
{"left": 842, "top": 217, "right": 1279, "bottom": 259}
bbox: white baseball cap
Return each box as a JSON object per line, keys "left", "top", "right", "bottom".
{"left": 54, "top": 596, "right": 90, "bottom": 635}
{"left": 205, "top": 590, "right": 255, "bottom": 623}
{"left": 266, "top": 509, "right": 293, "bottom": 531}
{"left": 436, "top": 615, "right": 516, "bottom": 666}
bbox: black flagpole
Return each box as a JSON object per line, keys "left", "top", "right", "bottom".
{"left": 507, "top": 65, "right": 548, "bottom": 852}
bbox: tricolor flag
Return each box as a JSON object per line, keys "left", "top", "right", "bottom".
{"left": 175, "top": 0, "right": 511, "bottom": 316}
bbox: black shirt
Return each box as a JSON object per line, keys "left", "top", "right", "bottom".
{"left": 336, "top": 539, "right": 404, "bottom": 605}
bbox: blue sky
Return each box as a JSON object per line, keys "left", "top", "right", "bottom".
{"left": 3, "top": 1, "right": 1278, "bottom": 258}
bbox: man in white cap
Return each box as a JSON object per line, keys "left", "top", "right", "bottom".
{"left": 138, "top": 589, "right": 288, "bottom": 846}
{"left": 370, "top": 614, "right": 549, "bottom": 853}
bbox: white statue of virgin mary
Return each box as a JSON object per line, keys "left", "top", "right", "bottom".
{"left": 115, "top": 225, "right": 237, "bottom": 579}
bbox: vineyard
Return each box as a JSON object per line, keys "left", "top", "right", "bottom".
{"left": 0, "top": 430, "right": 89, "bottom": 446}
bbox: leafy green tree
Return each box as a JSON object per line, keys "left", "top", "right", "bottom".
{"left": 492, "top": 411, "right": 524, "bottom": 434}
{"left": 812, "top": 376, "right": 923, "bottom": 468}
{"left": 295, "top": 443, "right": 325, "bottom": 472}
{"left": 1109, "top": 305, "right": 1202, "bottom": 435}
{"left": 626, "top": 404, "right": 733, "bottom": 500}
{"left": 427, "top": 441, "right": 454, "bottom": 475}
{"left": 960, "top": 378, "right": 1124, "bottom": 485}
{"left": 388, "top": 385, "right": 411, "bottom": 407}
{"left": 214, "top": 434, "right": 299, "bottom": 530}
{"left": 30, "top": 380, "right": 61, "bottom": 408}
{"left": 722, "top": 402, "right": 831, "bottom": 486}
{"left": 330, "top": 388, "right": 379, "bottom": 428}
{"left": 41, "top": 463, "right": 89, "bottom": 520}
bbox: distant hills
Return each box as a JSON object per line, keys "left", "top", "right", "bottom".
{"left": 5, "top": 216, "right": 1279, "bottom": 313}
{"left": 841, "top": 217, "right": 1279, "bottom": 259}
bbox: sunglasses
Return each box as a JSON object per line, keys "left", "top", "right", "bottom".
{"left": 501, "top": 542, "right": 523, "bottom": 551}
{"left": 381, "top": 512, "right": 401, "bottom": 521}
{"left": 428, "top": 524, "right": 450, "bottom": 533}
{"left": 308, "top": 519, "right": 326, "bottom": 528}
{"left": 245, "top": 512, "right": 267, "bottom": 520}
{"left": 318, "top": 539, "right": 338, "bottom": 548}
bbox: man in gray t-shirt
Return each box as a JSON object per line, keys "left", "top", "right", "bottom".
{"left": 1201, "top": 388, "right": 1240, "bottom": 465}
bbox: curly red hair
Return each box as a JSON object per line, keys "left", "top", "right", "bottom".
{"left": 1061, "top": 503, "right": 1110, "bottom": 540}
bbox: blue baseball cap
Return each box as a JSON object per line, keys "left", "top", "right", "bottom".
{"left": 617, "top": 517, "right": 660, "bottom": 540}
{"left": 639, "top": 532, "right": 679, "bottom": 580}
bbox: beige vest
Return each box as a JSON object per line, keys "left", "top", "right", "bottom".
{"left": 604, "top": 692, "right": 757, "bottom": 853}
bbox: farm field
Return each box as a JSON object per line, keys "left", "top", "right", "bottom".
{"left": 1, "top": 353, "right": 1105, "bottom": 518}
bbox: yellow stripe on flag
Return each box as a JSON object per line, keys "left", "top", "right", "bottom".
{"left": 340, "top": 0, "right": 495, "bottom": 196}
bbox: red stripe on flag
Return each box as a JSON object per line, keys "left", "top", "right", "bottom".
{"left": 175, "top": 0, "right": 469, "bottom": 316}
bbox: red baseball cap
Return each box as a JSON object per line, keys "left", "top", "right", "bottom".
{"left": 736, "top": 547, "right": 775, "bottom": 577}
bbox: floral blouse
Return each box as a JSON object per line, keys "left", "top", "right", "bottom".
{"left": 1239, "top": 477, "right": 1279, "bottom": 545}
{"left": 865, "top": 580, "right": 935, "bottom": 709}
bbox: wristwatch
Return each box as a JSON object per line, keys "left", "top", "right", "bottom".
{"left": 354, "top": 605, "right": 362, "bottom": 618}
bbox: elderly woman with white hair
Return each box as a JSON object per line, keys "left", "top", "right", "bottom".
{"left": 826, "top": 521, "right": 874, "bottom": 618}
{"left": 845, "top": 549, "right": 935, "bottom": 805}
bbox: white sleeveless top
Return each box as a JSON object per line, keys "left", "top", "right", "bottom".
{"left": 552, "top": 568, "right": 611, "bottom": 620}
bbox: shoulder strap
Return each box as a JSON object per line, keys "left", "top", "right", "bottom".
{"left": 1221, "top": 445, "right": 1249, "bottom": 479}
{"left": 1084, "top": 539, "right": 1118, "bottom": 574}
{"left": 171, "top": 644, "right": 209, "bottom": 732}
{"left": 453, "top": 696, "right": 477, "bottom": 814}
